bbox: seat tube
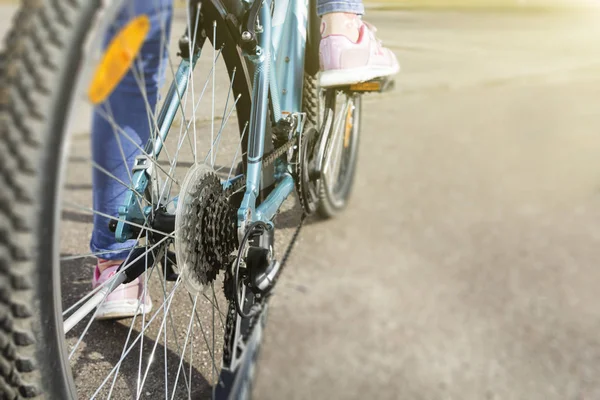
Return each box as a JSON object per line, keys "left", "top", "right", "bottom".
{"left": 239, "top": 0, "right": 273, "bottom": 225}
{"left": 275, "top": 0, "right": 308, "bottom": 114}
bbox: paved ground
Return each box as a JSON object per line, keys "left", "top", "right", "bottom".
{"left": 4, "top": 5, "right": 600, "bottom": 400}
{"left": 255, "top": 9, "right": 600, "bottom": 400}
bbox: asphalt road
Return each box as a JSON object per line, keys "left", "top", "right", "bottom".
{"left": 4, "top": 5, "right": 600, "bottom": 400}
{"left": 256, "top": 9, "right": 600, "bottom": 400}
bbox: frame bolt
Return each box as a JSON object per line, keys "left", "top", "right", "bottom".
{"left": 285, "top": 56, "right": 290, "bottom": 63}
{"left": 241, "top": 31, "right": 252, "bottom": 42}
{"left": 282, "top": 89, "right": 287, "bottom": 95}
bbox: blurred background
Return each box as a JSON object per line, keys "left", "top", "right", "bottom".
{"left": 3, "top": 0, "right": 600, "bottom": 399}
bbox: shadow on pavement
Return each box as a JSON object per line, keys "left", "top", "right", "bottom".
{"left": 60, "top": 255, "right": 213, "bottom": 399}
{"left": 61, "top": 210, "right": 94, "bottom": 224}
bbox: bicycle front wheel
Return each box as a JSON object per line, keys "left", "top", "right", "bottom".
{"left": 317, "top": 90, "right": 362, "bottom": 218}
{"left": 0, "top": 0, "right": 262, "bottom": 398}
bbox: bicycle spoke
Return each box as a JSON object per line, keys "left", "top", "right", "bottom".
{"left": 103, "top": 103, "right": 136, "bottom": 185}
{"left": 135, "top": 251, "right": 151, "bottom": 398}
{"left": 91, "top": 276, "right": 183, "bottom": 399}
{"left": 201, "top": 291, "right": 226, "bottom": 325}
{"left": 60, "top": 246, "right": 141, "bottom": 262}
{"left": 153, "top": 0, "right": 176, "bottom": 195}
{"left": 210, "top": 20, "right": 217, "bottom": 167}
{"left": 62, "top": 249, "right": 141, "bottom": 319}
{"left": 107, "top": 248, "right": 163, "bottom": 399}
{"left": 188, "top": 328, "right": 194, "bottom": 399}
{"left": 61, "top": 233, "right": 152, "bottom": 318}
{"left": 158, "top": 47, "right": 224, "bottom": 203}
{"left": 227, "top": 183, "right": 248, "bottom": 198}
{"left": 165, "top": 53, "right": 195, "bottom": 164}
{"left": 89, "top": 159, "right": 149, "bottom": 202}
{"left": 205, "top": 93, "right": 241, "bottom": 166}
{"left": 155, "top": 254, "right": 192, "bottom": 395}
{"left": 84, "top": 10, "right": 204, "bottom": 387}
{"left": 95, "top": 106, "right": 181, "bottom": 186}
{"left": 189, "top": 293, "right": 220, "bottom": 377}
{"left": 226, "top": 122, "right": 249, "bottom": 182}
{"left": 215, "top": 66, "right": 237, "bottom": 157}
{"left": 134, "top": 266, "right": 191, "bottom": 399}
{"left": 169, "top": 293, "right": 199, "bottom": 400}
{"left": 106, "top": 303, "right": 143, "bottom": 400}
{"left": 54, "top": 3, "right": 254, "bottom": 397}
{"left": 186, "top": 4, "right": 202, "bottom": 166}
{"left": 65, "top": 232, "right": 171, "bottom": 341}
{"left": 211, "top": 282, "right": 216, "bottom": 383}
{"left": 126, "top": 17, "right": 175, "bottom": 168}
{"left": 155, "top": 0, "right": 170, "bottom": 96}
{"left": 163, "top": 258, "right": 169, "bottom": 400}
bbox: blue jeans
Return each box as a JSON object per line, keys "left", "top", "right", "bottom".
{"left": 90, "top": 1, "right": 172, "bottom": 260}
{"left": 90, "top": 0, "right": 363, "bottom": 260}
{"left": 317, "top": 0, "right": 364, "bottom": 16}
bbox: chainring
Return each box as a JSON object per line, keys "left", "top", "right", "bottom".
{"left": 295, "top": 126, "right": 320, "bottom": 215}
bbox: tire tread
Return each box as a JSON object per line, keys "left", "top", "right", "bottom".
{"left": 0, "top": 0, "right": 82, "bottom": 397}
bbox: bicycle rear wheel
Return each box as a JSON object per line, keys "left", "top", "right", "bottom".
{"left": 0, "top": 0, "right": 261, "bottom": 398}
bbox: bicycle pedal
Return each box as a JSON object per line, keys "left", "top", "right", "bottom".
{"left": 347, "top": 77, "right": 395, "bottom": 93}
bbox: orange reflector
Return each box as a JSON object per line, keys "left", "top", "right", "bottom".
{"left": 88, "top": 15, "right": 150, "bottom": 105}
{"left": 349, "top": 81, "right": 381, "bottom": 92}
{"left": 344, "top": 105, "right": 353, "bottom": 148}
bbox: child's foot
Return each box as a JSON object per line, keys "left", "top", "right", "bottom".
{"left": 319, "top": 14, "right": 399, "bottom": 88}
{"left": 92, "top": 259, "right": 152, "bottom": 320}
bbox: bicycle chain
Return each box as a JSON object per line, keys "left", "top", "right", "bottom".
{"left": 222, "top": 213, "right": 305, "bottom": 365}
{"left": 222, "top": 133, "right": 307, "bottom": 366}
{"left": 223, "top": 76, "right": 319, "bottom": 368}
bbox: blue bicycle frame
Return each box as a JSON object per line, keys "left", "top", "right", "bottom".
{"left": 114, "top": 0, "right": 311, "bottom": 241}
{"left": 238, "top": 0, "right": 309, "bottom": 230}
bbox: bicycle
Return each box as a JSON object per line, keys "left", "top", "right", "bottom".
{"left": 0, "top": 0, "right": 391, "bottom": 398}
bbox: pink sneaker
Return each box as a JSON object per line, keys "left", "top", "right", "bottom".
{"left": 319, "top": 20, "right": 400, "bottom": 88}
{"left": 92, "top": 259, "right": 152, "bottom": 320}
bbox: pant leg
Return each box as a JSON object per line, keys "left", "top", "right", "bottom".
{"left": 317, "top": 0, "right": 364, "bottom": 17}
{"left": 90, "top": 0, "right": 172, "bottom": 260}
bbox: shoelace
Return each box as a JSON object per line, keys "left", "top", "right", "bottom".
{"left": 361, "top": 21, "right": 384, "bottom": 50}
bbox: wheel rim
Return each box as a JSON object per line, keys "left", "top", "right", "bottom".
{"left": 51, "top": 2, "right": 253, "bottom": 398}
